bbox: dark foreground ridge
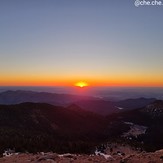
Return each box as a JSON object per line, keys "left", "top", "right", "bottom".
{"left": 0, "top": 102, "right": 109, "bottom": 154}
{"left": 0, "top": 100, "right": 163, "bottom": 155}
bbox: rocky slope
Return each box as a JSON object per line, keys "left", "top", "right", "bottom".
{"left": 1, "top": 149, "right": 163, "bottom": 163}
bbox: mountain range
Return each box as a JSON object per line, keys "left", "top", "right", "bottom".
{"left": 0, "top": 90, "right": 156, "bottom": 115}
{"left": 0, "top": 90, "right": 162, "bottom": 154}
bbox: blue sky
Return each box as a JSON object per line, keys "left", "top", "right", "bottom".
{"left": 0, "top": 0, "right": 163, "bottom": 86}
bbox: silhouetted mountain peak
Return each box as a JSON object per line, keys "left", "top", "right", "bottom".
{"left": 142, "top": 100, "right": 163, "bottom": 117}
{"left": 116, "top": 98, "right": 156, "bottom": 110}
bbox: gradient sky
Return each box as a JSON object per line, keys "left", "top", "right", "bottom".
{"left": 0, "top": 0, "right": 163, "bottom": 86}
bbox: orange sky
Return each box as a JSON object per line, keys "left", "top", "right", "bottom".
{"left": 1, "top": 74, "right": 163, "bottom": 87}
{"left": 1, "top": 1, "right": 163, "bottom": 87}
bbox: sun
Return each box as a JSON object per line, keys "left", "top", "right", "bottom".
{"left": 75, "top": 81, "right": 88, "bottom": 88}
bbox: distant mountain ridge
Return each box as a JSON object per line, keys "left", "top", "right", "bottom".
{"left": 0, "top": 90, "right": 97, "bottom": 106}
{"left": 0, "top": 90, "right": 157, "bottom": 116}
{"left": 115, "top": 97, "right": 156, "bottom": 110}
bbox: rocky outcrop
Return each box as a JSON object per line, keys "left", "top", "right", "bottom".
{"left": 1, "top": 149, "right": 163, "bottom": 163}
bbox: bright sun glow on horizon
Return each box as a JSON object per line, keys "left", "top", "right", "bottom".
{"left": 75, "top": 81, "right": 89, "bottom": 88}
